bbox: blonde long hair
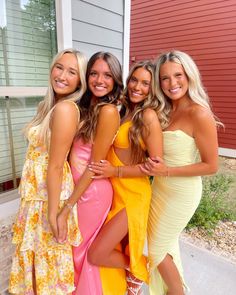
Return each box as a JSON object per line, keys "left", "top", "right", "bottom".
{"left": 121, "top": 60, "right": 160, "bottom": 164}
{"left": 155, "top": 50, "right": 221, "bottom": 128}
{"left": 25, "top": 49, "right": 87, "bottom": 145}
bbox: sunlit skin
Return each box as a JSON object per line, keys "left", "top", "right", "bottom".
{"left": 51, "top": 53, "right": 80, "bottom": 101}
{"left": 160, "top": 61, "right": 189, "bottom": 103}
{"left": 128, "top": 67, "right": 151, "bottom": 105}
{"left": 88, "top": 58, "right": 114, "bottom": 101}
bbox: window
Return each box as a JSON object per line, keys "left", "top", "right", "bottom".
{"left": 0, "top": 0, "right": 57, "bottom": 87}
{"left": 0, "top": 0, "right": 57, "bottom": 194}
{"left": 0, "top": 96, "right": 43, "bottom": 192}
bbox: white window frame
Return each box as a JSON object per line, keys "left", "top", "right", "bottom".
{"left": 123, "top": 0, "right": 131, "bottom": 84}
{"left": 55, "top": 0, "right": 72, "bottom": 50}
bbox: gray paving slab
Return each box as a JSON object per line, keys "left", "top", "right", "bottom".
{"left": 181, "top": 240, "right": 236, "bottom": 295}
{"left": 141, "top": 240, "right": 236, "bottom": 295}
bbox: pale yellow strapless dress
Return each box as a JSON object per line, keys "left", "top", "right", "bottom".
{"left": 148, "top": 130, "right": 202, "bottom": 295}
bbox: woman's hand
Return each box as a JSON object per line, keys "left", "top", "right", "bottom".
{"left": 57, "top": 208, "right": 69, "bottom": 244}
{"left": 48, "top": 215, "right": 59, "bottom": 241}
{"left": 88, "top": 160, "right": 116, "bottom": 179}
{"left": 139, "top": 156, "right": 168, "bottom": 176}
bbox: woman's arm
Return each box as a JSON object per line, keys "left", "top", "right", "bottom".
{"left": 142, "top": 108, "right": 163, "bottom": 159}
{"left": 140, "top": 106, "right": 218, "bottom": 177}
{"left": 47, "top": 101, "right": 79, "bottom": 240}
{"left": 57, "top": 104, "right": 120, "bottom": 242}
{"left": 89, "top": 160, "right": 142, "bottom": 178}
{"left": 89, "top": 108, "right": 163, "bottom": 179}
{"left": 120, "top": 108, "right": 163, "bottom": 177}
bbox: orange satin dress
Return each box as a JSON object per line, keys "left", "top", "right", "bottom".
{"left": 100, "top": 121, "right": 152, "bottom": 295}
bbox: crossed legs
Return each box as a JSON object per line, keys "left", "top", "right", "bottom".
{"left": 88, "top": 208, "right": 129, "bottom": 268}
{"left": 88, "top": 208, "right": 143, "bottom": 295}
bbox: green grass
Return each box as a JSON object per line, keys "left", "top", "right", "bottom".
{"left": 186, "top": 173, "right": 236, "bottom": 232}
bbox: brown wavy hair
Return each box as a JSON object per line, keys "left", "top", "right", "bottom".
{"left": 78, "top": 52, "right": 123, "bottom": 142}
{"left": 121, "top": 60, "right": 161, "bottom": 164}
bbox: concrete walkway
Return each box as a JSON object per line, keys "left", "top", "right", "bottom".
{"left": 142, "top": 239, "right": 236, "bottom": 295}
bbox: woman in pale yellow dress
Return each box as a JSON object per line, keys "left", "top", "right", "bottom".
{"left": 8, "top": 49, "right": 87, "bottom": 294}
{"left": 140, "top": 50, "right": 221, "bottom": 295}
{"left": 88, "top": 60, "right": 163, "bottom": 295}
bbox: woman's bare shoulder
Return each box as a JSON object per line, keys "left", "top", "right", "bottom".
{"left": 188, "top": 104, "right": 216, "bottom": 131}
{"left": 53, "top": 100, "right": 79, "bottom": 115}
{"left": 99, "top": 104, "right": 119, "bottom": 117}
{"left": 189, "top": 104, "right": 214, "bottom": 120}
{"left": 143, "top": 108, "right": 159, "bottom": 125}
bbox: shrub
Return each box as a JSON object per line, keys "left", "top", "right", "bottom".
{"left": 186, "top": 173, "right": 235, "bottom": 232}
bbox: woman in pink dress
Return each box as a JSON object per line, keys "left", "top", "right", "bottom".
{"left": 56, "top": 52, "right": 123, "bottom": 295}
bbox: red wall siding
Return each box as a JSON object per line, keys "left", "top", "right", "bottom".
{"left": 130, "top": 0, "right": 236, "bottom": 150}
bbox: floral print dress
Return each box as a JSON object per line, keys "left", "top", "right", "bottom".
{"left": 8, "top": 125, "right": 82, "bottom": 295}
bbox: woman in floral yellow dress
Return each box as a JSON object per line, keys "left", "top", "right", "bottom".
{"left": 8, "top": 49, "right": 87, "bottom": 295}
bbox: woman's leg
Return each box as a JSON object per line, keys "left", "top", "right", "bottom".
{"left": 158, "top": 254, "right": 184, "bottom": 295}
{"left": 88, "top": 208, "right": 144, "bottom": 295}
{"left": 88, "top": 208, "right": 129, "bottom": 268}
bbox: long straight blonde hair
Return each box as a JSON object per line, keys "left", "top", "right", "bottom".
{"left": 25, "top": 49, "right": 87, "bottom": 145}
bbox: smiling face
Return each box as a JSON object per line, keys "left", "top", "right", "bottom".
{"left": 88, "top": 58, "right": 115, "bottom": 99}
{"left": 127, "top": 67, "right": 151, "bottom": 105}
{"left": 160, "top": 61, "right": 189, "bottom": 101}
{"left": 51, "top": 53, "right": 80, "bottom": 101}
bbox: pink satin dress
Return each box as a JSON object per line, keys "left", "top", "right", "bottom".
{"left": 69, "top": 138, "right": 113, "bottom": 295}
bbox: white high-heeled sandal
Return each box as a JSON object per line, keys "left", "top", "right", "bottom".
{"left": 126, "top": 271, "right": 144, "bottom": 295}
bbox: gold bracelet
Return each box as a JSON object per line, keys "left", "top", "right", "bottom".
{"left": 117, "top": 166, "right": 123, "bottom": 178}
{"left": 65, "top": 200, "right": 73, "bottom": 211}
{"left": 120, "top": 166, "right": 123, "bottom": 178}
{"left": 117, "top": 166, "right": 121, "bottom": 177}
{"left": 116, "top": 166, "right": 119, "bottom": 177}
